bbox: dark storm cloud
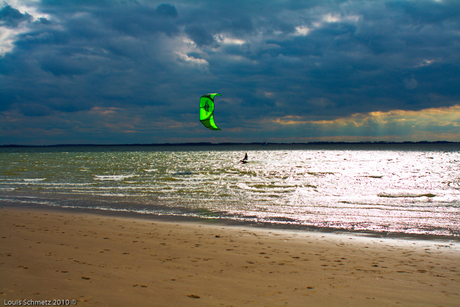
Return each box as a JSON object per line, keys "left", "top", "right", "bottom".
{"left": 156, "top": 3, "right": 178, "bottom": 17}
{"left": 0, "top": 4, "right": 32, "bottom": 27}
{"left": 386, "top": 0, "right": 460, "bottom": 24}
{"left": 1, "top": 0, "right": 459, "bottom": 144}
{"left": 184, "top": 24, "right": 214, "bottom": 47}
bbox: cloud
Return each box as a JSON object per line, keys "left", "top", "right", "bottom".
{"left": 403, "top": 77, "right": 418, "bottom": 90}
{"left": 0, "top": 0, "right": 459, "bottom": 144}
{"left": 0, "top": 1, "right": 51, "bottom": 43}
{"left": 156, "top": 3, "right": 178, "bottom": 17}
{"left": 184, "top": 24, "right": 215, "bottom": 47}
{"left": 271, "top": 104, "right": 460, "bottom": 142}
{"left": 0, "top": 4, "right": 32, "bottom": 28}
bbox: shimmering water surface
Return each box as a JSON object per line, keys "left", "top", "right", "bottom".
{"left": 1, "top": 144, "right": 459, "bottom": 237}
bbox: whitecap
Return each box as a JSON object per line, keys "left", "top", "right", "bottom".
{"left": 94, "top": 175, "right": 134, "bottom": 181}
{"left": 23, "top": 178, "right": 46, "bottom": 182}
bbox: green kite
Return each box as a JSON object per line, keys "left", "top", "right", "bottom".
{"left": 199, "top": 93, "right": 221, "bottom": 130}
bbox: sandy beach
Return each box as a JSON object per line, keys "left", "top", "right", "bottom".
{"left": 1, "top": 207, "right": 459, "bottom": 306}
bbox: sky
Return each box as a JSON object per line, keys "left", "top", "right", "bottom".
{"left": 1, "top": 0, "right": 459, "bottom": 145}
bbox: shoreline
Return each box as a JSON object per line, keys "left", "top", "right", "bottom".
{"left": 1, "top": 200, "right": 459, "bottom": 243}
{"left": 1, "top": 206, "right": 459, "bottom": 306}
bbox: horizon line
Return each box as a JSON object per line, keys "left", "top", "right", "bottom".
{"left": 1, "top": 140, "right": 459, "bottom": 148}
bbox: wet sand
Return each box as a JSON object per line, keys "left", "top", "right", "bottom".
{"left": 1, "top": 207, "right": 459, "bottom": 306}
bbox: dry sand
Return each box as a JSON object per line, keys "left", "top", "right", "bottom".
{"left": 1, "top": 207, "right": 459, "bottom": 306}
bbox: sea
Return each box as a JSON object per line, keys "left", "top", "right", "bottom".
{"left": 1, "top": 143, "right": 459, "bottom": 239}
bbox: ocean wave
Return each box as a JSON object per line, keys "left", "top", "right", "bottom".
{"left": 378, "top": 193, "right": 436, "bottom": 198}
{"left": 23, "top": 178, "right": 46, "bottom": 182}
{"left": 94, "top": 175, "right": 135, "bottom": 181}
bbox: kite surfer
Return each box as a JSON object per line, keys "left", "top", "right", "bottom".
{"left": 240, "top": 153, "right": 248, "bottom": 164}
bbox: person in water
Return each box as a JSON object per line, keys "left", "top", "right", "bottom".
{"left": 241, "top": 153, "right": 248, "bottom": 163}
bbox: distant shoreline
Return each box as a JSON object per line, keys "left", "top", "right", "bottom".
{"left": 1, "top": 140, "right": 458, "bottom": 148}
